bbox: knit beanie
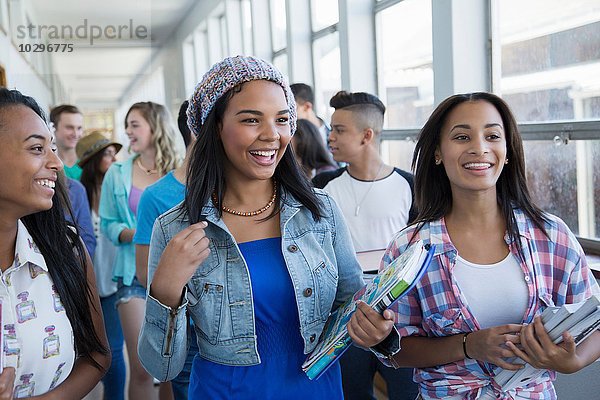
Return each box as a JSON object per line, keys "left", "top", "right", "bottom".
{"left": 187, "top": 55, "right": 297, "bottom": 137}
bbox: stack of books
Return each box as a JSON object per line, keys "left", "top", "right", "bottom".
{"left": 494, "top": 294, "right": 600, "bottom": 391}
{"left": 302, "top": 240, "right": 435, "bottom": 380}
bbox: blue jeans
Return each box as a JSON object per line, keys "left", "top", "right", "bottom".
{"left": 100, "top": 292, "right": 126, "bottom": 400}
{"left": 115, "top": 276, "right": 146, "bottom": 306}
{"left": 170, "top": 320, "right": 198, "bottom": 400}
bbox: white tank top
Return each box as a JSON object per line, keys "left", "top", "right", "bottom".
{"left": 454, "top": 253, "right": 529, "bottom": 329}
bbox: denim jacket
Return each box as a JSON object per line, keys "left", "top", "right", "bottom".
{"left": 138, "top": 188, "right": 364, "bottom": 381}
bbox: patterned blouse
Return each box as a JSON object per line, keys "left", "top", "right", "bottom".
{"left": 0, "top": 220, "right": 75, "bottom": 398}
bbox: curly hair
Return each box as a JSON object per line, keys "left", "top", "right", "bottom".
{"left": 125, "top": 102, "right": 183, "bottom": 175}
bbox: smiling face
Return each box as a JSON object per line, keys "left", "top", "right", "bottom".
{"left": 436, "top": 100, "right": 507, "bottom": 196}
{"left": 99, "top": 145, "right": 118, "bottom": 174}
{"left": 54, "top": 112, "right": 83, "bottom": 152}
{"left": 0, "top": 105, "right": 63, "bottom": 219}
{"left": 219, "top": 80, "right": 292, "bottom": 182}
{"left": 126, "top": 109, "right": 154, "bottom": 153}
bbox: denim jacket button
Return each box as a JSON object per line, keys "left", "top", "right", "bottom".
{"left": 303, "top": 288, "right": 313, "bottom": 297}
{"left": 310, "top": 334, "right": 316, "bottom": 342}
{"left": 288, "top": 244, "right": 299, "bottom": 253}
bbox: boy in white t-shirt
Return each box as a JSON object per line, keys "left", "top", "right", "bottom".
{"left": 313, "top": 90, "right": 417, "bottom": 400}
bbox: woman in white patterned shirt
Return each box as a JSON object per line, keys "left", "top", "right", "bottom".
{"left": 0, "top": 88, "right": 109, "bottom": 399}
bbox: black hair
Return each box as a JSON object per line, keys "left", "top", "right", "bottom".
{"left": 177, "top": 100, "right": 192, "bottom": 148}
{"left": 410, "top": 92, "right": 548, "bottom": 251}
{"left": 290, "top": 83, "right": 315, "bottom": 104}
{"left": 329, "top": 90, "right": 386, "bottom": 114}
{"left": 329, "top": 91, "right": 386, "bottom": 135}
{"left": 0, "top": 88, "right": 108, "bottom": 370}
{"left": 80, "top": 150, "right": 106, "bottom": 211}
{"left": 293, "top": 119, "right": 336, "bottom": 178}
{"left": 185, "top": 84, "right": 323, "bottom": 224}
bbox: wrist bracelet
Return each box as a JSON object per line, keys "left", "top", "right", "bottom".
{"left": 462, "top": 332, "right": 472, "bottom": 359}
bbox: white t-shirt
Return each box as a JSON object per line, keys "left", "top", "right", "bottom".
{"left": 454, "top": 253, "right": 529, "bottom": 329}
{"left": 314, "top": 168, "right": 415, "bottom": 252}
{"left": 0, "top": 220, "right": 75, "bottom": 397}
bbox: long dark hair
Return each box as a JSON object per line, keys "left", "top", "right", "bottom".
{"left": 80, "top": 150, "right": 106, "bottom": 210}
{"left": 0, "top": 88, "right": 107, "bottom": 369}
{"left": 185, "top": 83, "right": 322, "bottom": 224}
{"left": 411, "top": 92, "right": 548, "bottom": 248}
{"left": 294, "top": 119, "right": 336, "bottom": 177}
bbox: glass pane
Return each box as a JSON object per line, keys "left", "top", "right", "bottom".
{"left": 381, "top": 139, "right": 416, "bottom": 173}
{"left": 270, "top": 0, "right": 287, "bottom": 51}
{"left": 272, "top": 53, "right": 288, "bottom": 78}
{"left": 241, "top": 0, "right": 253, "bottom": 55}
{"left": 376, "top": 0, "right": 433, "bottom": 128}
{"left": 219, "top": 15, "right": 228, "bottom": 59}
{"left": 194, "top": 31, "right": 208, "bottom": 81}
{"left": 312, "top": 32, "right": 341, "bottom": 124}
{"left": 311, "top": 0, "right": 338, "bottom": 32}
{"left": 498, "top": 0, "right": 600, "bottom": 122}
{"left": 524, "top": 139, "right": 600, "bottom": 240}
{"left": 182, "top": 39, "right": 196, "bottom": 98}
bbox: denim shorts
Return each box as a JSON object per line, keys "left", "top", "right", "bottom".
{"left": 114, "top": 277, "right": 147, "bottom": 307}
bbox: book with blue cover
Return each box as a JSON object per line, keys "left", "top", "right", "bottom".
{"left": 302, "top": 240, "right": 435, "bottom": 380}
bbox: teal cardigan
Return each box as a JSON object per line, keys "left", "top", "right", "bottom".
{"left": 99, "top": 156, "right": 137, "bottom": 286}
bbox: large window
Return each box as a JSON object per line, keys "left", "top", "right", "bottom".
{"left": 498, "top": 0, "right": 600, "bottom": 122}
{"left": 309, "top": 0, "right": 340, "bottom": 122}
{"left": 310, "top": 0, "right": 338, "bottom": 32}
{"left": 194, "top": 30, "right": 209, "bottom": 80}
{"left": 182, "top": 38, "right": 196, "bottom": 97}
{"left": 376, "top": 0, "right": 433, "bottom": 128}
{"left": 312, "top": 31, "right": 341, "bottom": 123}
{"left": 497, "top": 0, "right": 600, "bottom": 243}
{"left": 381, "top": 138, "right": 416, "bottom": 173}
{"left": 241, "top": 0, "right": 253, "bottom": 55}
{"left": 219, "top": 14, "right": 228, "bottom": 59}
{"left": 522, "top": 138, "right": 600, "bottom": 239}
{"left": 272, "top": 52, "right": 288, "bottom": 78}
{"left": 270, "top": 0, "right": 287, "bottom": 52}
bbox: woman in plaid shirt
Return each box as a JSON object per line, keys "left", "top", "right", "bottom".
{"left": 348, "top": 92, "right": 600, "bottom": 399}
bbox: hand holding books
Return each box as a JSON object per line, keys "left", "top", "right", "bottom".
{"left": 507, "top": 316, "right": 581, "bottom": 374}
{"left": 462, "top": 324, "right": 524, "bottom": 371}
{"left": 302, "top": 240, "right": 435, "bottom": 380}
{"left": 347, "top": 301, "right": 395, "bottom": 349}
{"left": 494, "top": 294, "right": 600, "bottom": 392}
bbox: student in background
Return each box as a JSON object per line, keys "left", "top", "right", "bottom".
{"left": 100, "top": 102, "right": 182, "bottom": 400}
{"left": 291, "top": 83, "right": 331, "bottom": 145}
{"left": 65, "top": 177, "right": 96, "bottom": 259}
{"left": 138, "top": 55, "right": 365, "bottom": 399}
{"left": 0, "top": 88, "right": 109, "bottom": 398}
{"left": 78, "top": 131, "right": 126, "bottom": 400}
{"left": 313, "top": 90, "right": 418, "bottom": 400}
{"left": 292, "top": 119, "right": 337, "bottom": 179}
{"left": 50, "top": 104, "right": 84, "bottom": 180}
{"left": 134, "top": 100, "right": 197, "bottom": 400}
{"left": 355, "top": 92, "right": 600, "bottom": 399}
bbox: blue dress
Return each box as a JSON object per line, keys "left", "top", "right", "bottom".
{"left": 188, "top": 237, "right": 343, "bottom": 399}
